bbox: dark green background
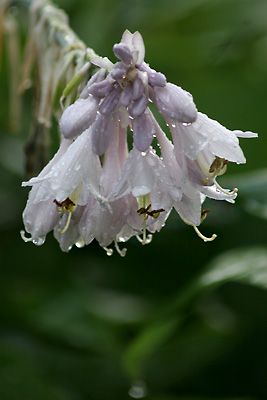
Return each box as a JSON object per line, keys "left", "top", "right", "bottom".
{"left": 0, "top": 0, "right": 267, "bottom": 399}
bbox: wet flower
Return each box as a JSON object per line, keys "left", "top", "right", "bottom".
{"left": 21, "top": 30, "right": 257, "bottom": 255}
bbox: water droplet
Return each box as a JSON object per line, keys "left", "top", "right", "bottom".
{"left": 128, "top": 381, "right": 147, "bottom": 399}
{"left": 141, "top": 151, "right": 146, "bottom": 156}
{"left": 33, "top": 236, "right": 45, "bottom": 246}
{"left": 74, "top": 164, "right": 81, "bottom": 171}
{"left": 171, "top": 123, "right": 176, "bottom": 128}
{"left": 75, "top": 239, "right": 85, "bottom": 248}
{"left": 182, "top": 122, "right": 192, "bottom": 127}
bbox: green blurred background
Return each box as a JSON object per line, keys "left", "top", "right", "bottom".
{"left": 1, "top": 0, "right": 267, "bottom": 399}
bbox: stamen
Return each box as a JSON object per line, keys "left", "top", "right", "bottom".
{"left": 136, "top": 230, "right": 153, "bottom": 245}
{"left": 114, "top": 241, "right": 127, "bottom": 257}
{"left": 59, "top": 211, "right": 72, "bottom": 234}
{"left": 193, "top": 225, "right": 217, "bottom": 242}
{"left": 20, "top": 230, "right": 32, "bottom": 242}
{"left": 215, "top": 181, "right": 238, "bottom": 196}
{"left": 20, "top": 230, "right": 45, "bottom": 245}
{"left": 103, "top": 246, "right": 113, "bottom": 256}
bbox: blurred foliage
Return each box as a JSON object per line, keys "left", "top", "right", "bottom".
{"left": 0, "top": 0, "right": 267, "bottom": 399}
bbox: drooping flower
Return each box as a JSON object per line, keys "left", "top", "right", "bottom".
{"left": 21, "top": 30, "right": 257, "bottom": 255}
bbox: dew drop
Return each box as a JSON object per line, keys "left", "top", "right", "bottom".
{"left": 75, "top": 239, "right": 85, "bottom": 248}
{"left": 128, "top": 381, "right": 147, "bottom": 399}
{"left": 182, "top": 122, "right": 192, "bottom": 127}
{"left": 141, "top": 151, "right": 146, "bottom": 156}
{"left": 33, "top": 236, "right": 45, "bottom": 246}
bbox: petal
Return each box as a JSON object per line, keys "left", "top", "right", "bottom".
{"left": 201, "top": 184, "right": 237, "bottom": 204}
{"left": 30, "top": 129, "right": 102, "bottom": 202}
{"left": 132, "top": 77, "right": 144, "bottom": 100}
{"left": 132, "top": 112, "right": 155, "bottom": 152}
{"left": 128, "top": 93, "right": 148, "bottom": 118}
{"left": 80, "top": 69, "right": 106, "bottom": 99}
{"left": 59, "top": 97, "right": 99, "bottom": 139}
{"left": 170, "top": 120, "right": 208, "bottom": 160}
{"left": 91, "top": 55, "right": 114, "bottom": 70}
{"left": 139, "top": 63, "right": 166, "bottom": 87}
{"left": 54, "top": 206, "right": 85, "bottom": 252}
{"left": 110, "top": 62, "right": 128, "bottom": 80}
{"left": 113, "top": 43, "right": 133, "bottom": 65}
{"left": 121, "top": 29, "right": 134, "bottom": 48}
{"left": 153, "top": 82, "right": 198, "bottom": 123}
{"left": 88, "top": 78, "right": 113, "bottom": 98}
{"left": 92, "top": 114, "right": 115, "bottom": 155}
{"left": 197, "top": 113, "right": 246, "bottom": 164}
{"left": 173, "top": 183, "right": 202, "bottom": 226}
{"left": 132, "top": 31, "right": 145, "bottom": 65}
{"left": 99, "top": 86, "right": 121, "bottom": 115}
{"left": 22, "top": 138, "right": 71, "bottom": 187}
{"left": 23, "top": 196, "right": 59, "bottom": 242}
{"left": 111, "top": 148, "right": 168, "bottom": 199}
{"left": 233, "top": 130, "right": 258, "bottom": 138}
{"left": 119, "top": 84, "right": 133, "bottom": 107}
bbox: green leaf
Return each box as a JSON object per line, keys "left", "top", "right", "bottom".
{"left": 199, "top": 247, "right": 267, "bottom": 290}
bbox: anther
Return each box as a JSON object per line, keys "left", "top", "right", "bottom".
{"left": 103, "top": 246, "right": 113, "bottom": 256}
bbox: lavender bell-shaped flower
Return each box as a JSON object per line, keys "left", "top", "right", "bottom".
{"left": 21, "top": 29, "right": 257, "bottom": 254}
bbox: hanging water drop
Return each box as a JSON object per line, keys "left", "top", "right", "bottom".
{"left": 128, "top": 381, "right": 147, "bottom": 399}
{"left": 32, "top": 236, "right": 45, "bottom": 246}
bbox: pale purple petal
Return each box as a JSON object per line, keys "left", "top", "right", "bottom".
{"left": 173, "top": 183, "right": 202, "bottom": 226}
{"left": 23, "top": 197, "right": 59, "bottom": 243}
{"left": 197, "top": 113, "right": 246, "bottom": 164}
{"left": 99, "top": 86, "right": 121, "bottom": 115}
{"left": 132, "top": 77, "right": 144, "bottom": 100}
{"left": 59, "top": 97, "right": 99, "bottom": 139}
{"left": 128, "top": 93, "right": 148, "bottom": 118}
{"left": 121, "top": 30, "right": 134, "bottom": 49}
{"left": 132, "top": 113, "right": 155, "bottom": 152}
{"left": 233, "top": 130, "right": 258, "bottom": 138}
{"left": 132, "top": 31, "right": 145, "bottom": 65}
{"left": 80, "top": 69, "right": 106, "bottom": 99}
{"left": 110, "top": 62, "right": 128, "bottom": 80}
{"left": 88, "top": 78, "right": 113, "bottom": 98}
{"left": 92, "top": 114, "right": 115, "bottom": 155}
{"left": 113, "top": 43, "right": 133, "bottom": 65}
{"left": 119, "top": 84, "right": 133, "bottom": 107}
{"left": 91, "top": 55, "right": 114, "bottom": 70}
{"left": 139, "top": 63, "right": 166, "bottom": 87}
{"left": 170, "top": 121, "right": 208, "bottom": 160}
{"left": 54, "top": 206, "right": 85, "bottom": 252}
{"left": 153, "top": 82, "right": 198, "bottom": 123}
{"left": 201, "top": 185, "right": 237, "bottom": 204}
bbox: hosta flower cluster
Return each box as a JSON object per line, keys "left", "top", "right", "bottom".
{"left": 21, "top": 30, "right": 257, "bottom": 256}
